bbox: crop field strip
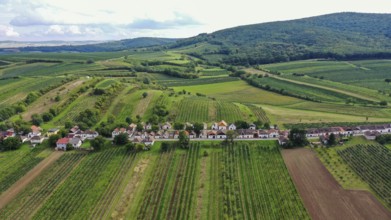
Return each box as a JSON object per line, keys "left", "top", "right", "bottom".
{"left": 175, "top": 97, "right": 246, "bottom": 123}
{"left": 208, "top": 143, "right": 309, "bottom": 220}
{"left": 251, "top": 76, "right": 369, "bottom": 103}
{"left": 314, "top": 147, "right": 368, "bottom": 190}
{"left": 136, "top": 145, "right": 200, "bottom": 220}
{"left": 0, "top": 146, "right": 47, "bottom": 194}
{"left": 31, "top": 148, "right": 138, "bottom": 220}
{"left": 0, "top": 153, "right": 86, "bottom": 219}
{"left": 0, "top": 77, "right": 64, "bottom": 107}
{"left": 246, "top": 104, "right": 270, "bottom": 123}
{"left": 261, "top": 60, "right": 391, "bottom": 91}
{"left": 338, "top": 144, "right": 391, "bottom": 208}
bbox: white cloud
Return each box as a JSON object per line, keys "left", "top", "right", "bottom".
{"left": 1, "top": 0, "right": 391, "bottom": 41}
{"left": 46, "top": 25, "right": 64, "bottom": 35}
{"left": 0, "top": 25, "right": 20, "bottom": 37}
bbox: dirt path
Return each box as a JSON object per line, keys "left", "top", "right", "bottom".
{"left": 0, "top": 151, "right": 63, "bottom": 209}
{"left": 195, "top": 156, "right": 207, "bottom": 220}
{"left": 282, "top": 148, "right": 391, "bottom": 220}
{"left": 111, "top": 158, "right": 149, "bottom": 220}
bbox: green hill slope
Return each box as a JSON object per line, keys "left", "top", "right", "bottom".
{"left": 172, "top": 12, "right": 391, "bottom": 64}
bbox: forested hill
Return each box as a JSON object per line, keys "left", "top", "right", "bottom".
{"left": 0, "top": 37, "right": 178, "bottom": 53}
{"left": 172, "top": 12, "right": 391, "bottom": 65}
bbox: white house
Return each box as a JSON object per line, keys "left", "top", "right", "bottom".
{"left": 69, "top": 138, "right": 82, "bottom": 148}
{"left": 249, "top": 124, "right": 257, "bottom": 130}
{"left": 56, "top": 138, "right": 70, "bottom": 151}
{"left": 85, "top": 130, "right": 99, "bottom": 139}
{"left": 211, "top": 123, "right": 218, "bottom": 130}
{"left": 218, "top": 120, "right": 228, "bottom": 130}
{"left": 216, "top": 130, "right": 227, "bottom": 139}
{"left": 259, "top": 130, "right": 269, "bottom": 139}
{"left": 28, "top": 125, "right": 42, "bottom": 138}
{"left": 278, "top": 136, "right": 289, "bottom": 146}
{"left": 364, "top": 131, "right": 380, "bottom": 140}
{"left": 237, "top": 129, "right": 254, "bottom": 139}
{"left": 228, "top": 124, "right": 236, "bottom": 130}
{"left": 189, "top": 131, "right": 197, "bottom": 139}
{"left": 161, "top": 122, "right": 172, "bottom": 130}
{"left": 268, "top": 129, "right": 279, "bottom": 138}
{"left": 112, "top": 128, "right": 127, "bottom": 138}
{"left": 207, "top": 131, "right": 216, "bottom": 139}
{"left": 145, "top": 123, "right": 152, "bottom": 130}
{"left": 128, "top": 123, "right": 137, "bottom": 132}
{"left": 30, "top": 136, "right": 44, "bottom": 144}
{"left": 143, "top": 137, "right": 155, "bottom": 146}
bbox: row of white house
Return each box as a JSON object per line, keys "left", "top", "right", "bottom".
{"left": 305, "top": 124, "right": 391, "bottom": 138}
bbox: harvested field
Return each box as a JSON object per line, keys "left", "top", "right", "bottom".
{"left": 282, "top": 148, "right": 391, "bottom": 220}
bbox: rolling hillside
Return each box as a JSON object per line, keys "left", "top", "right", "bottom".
{"left": 171, "top": 12, "right": 391, "bottom": 64}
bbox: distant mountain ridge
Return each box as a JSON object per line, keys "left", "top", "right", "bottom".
{"left": 0, "top": 37, "right": 178, "bottom": 53}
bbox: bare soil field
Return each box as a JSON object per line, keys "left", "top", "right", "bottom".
{"left": 0, "top": 151, "right": 63, "bottom": 209}
{"left": 282, "top": 148, "right": 391, "bottom": 220}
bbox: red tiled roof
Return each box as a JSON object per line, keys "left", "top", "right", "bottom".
{"left": 57, "top": 138, "right": 69, "bottom": 144}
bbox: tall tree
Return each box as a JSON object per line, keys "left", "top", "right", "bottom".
{"left": 178, "top": 131, "right": 190, "bottom": 149}
{"left": 287, "top": 128, "right": 308, "bottom": 148}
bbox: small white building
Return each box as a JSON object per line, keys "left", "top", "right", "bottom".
{"left": 249, "top": 124, "right": 257, "bottom": 130}
{"left": 218, "top": 120, "right": 228, "bottom": 130}
{"left": 30, "top": 136, "right": 44, "bottom": 144}
{"left": 69, "top": 138, "right": 82, "bottom": 148}
{"left": 56, "top": 138, "right": 70, "bottom": 151}
{"left": 161, "top": 122, "right": 172, "bottom": 130}
{"left": 228, "top": 124, "right": 236, "bottom": 130}
{"left": 216, "top": 130, "right": 227, "bottom": 139}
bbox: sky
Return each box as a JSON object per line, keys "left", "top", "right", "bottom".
{"left": 0, "top": 0, "right": 390, "bottom": 41}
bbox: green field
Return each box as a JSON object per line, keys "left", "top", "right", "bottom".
{"left": 338, "top": 144, "right": 391, "bottom": 209}
{"left": 0, "top": 144, "right": 49, "bottom": 194}
{"left": 174, "top": 80, "right": 302, "bottom": 105}
{"left": 261, "top": 59, "right": 391, "bottom": 91}
{"left": 0, "top": 142, "right": 310, "bottom": 219}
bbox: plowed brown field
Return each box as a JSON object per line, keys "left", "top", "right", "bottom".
{"left": 282, "top": 148, "right": 391, "bottom": 220}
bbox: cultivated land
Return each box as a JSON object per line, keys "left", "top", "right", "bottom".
{"left": 1, "top": 44, "right": 391, "bottom": 220}
{"left": 282, "top": 148, "right": 391, "bottom": 220}
{"left": 0, "top": 142, "right": 309, "bottom": 220}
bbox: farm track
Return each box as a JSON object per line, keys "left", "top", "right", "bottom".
{"left": 0, "top": 151, "right": 63, "bottom": 210}
{"left": 282, "top": 148, "right": 391, "bottom": 220}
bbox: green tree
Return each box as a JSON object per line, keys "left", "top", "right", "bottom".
{"left": 174, "top": 122, "right": 184, "bottom": 130}
{"left": 136, "top": 123, "right": 144, "bottom": 132}
{"left": 287, "top": 128, "right": 308, "bottom": 148}
{"left": 379, "top": 101, "right": 388, "bottom": 106}
{"left": 48, "top": 134, "right": 60, "bottom": 147}
{"left": 91, "top": 136, "right": 106, "bottom": 151}
{"left": 107, "top": 114, "right": 115, "bottom": 124}
{"left": 31, "top": 114, "right": 43, "bottom": 126}
{"left": 178, "top": 131, "right": 190, "bottom": 149}
{"left": 113, "top": 133, "right": 129, "bottom": 145}
{"left": 2, "top": 137, "right": 21, "bottom": 151}
{"left": 42, "top": 112, "right": 53, "bottom": 122}
{"left": 142, "top": 92, "right": 148, "bottom": 98}
{"left": 151, "top": 125, "right": 159, "bottom": 132}
{"left": 225, "top": 130, "right": 237, "bottom": 145}
{"left": 235, "top": 120, "right": 249, "bottom": 129}
{"left": 125, "top": 116, "right": 132, "bottom": 124}
{"left": 328, "top": 133, "right": 337, "bottom": 146}
{"left": 193, "top": 122, "right": 204, "bottom": 136}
